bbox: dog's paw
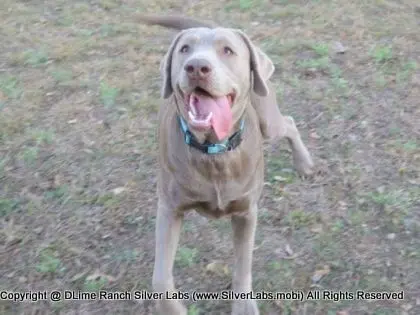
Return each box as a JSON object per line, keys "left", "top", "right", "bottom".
{"left": 293, "top": 147, "right": 315, "bottom": 178}
{"left": 232, "top": 299, "right": 259, "bottom": 315}
{"left": 155, "top": 299, "right": 187, "bottom": 315}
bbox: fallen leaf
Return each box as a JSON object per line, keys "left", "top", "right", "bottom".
{"left": 376, "top": 186, "right": 386, "bottom": 194}
{"left": 338, "top": 201, "right": 348, "bottom": 211}
{"left": 117, "top": 107, "right": 128, "bottom": 113}
{"left": 402, "top": 303, "right": 413, "bottom": 311}
{"left": 310, "top": 131, "right": 321, "bottom": 139}
{"left": 82, "top": 136, "right": 95, "bottom": 147}
{"left": 387, "top": 233, "right": 396, "bottom": 240}
{"left": 86, "top": 270, "right": 116, "bottom": 283}
{"left": 71, "top": 271, "right": 88, "bottom": 282}
{"left": 34, "top": 227, "right": 44, "bottom": 234}
{"left": 311, "top": 224, "right": 323, "bottom": 234}
{"left": 112, "top": 187, "right": 126, "bottom": 195}
{"left": 273, "top": 176, "right": 287, "bottom": 182}
{"left": 285, "top": 244, "right": 294, "bottom": 256}
{"left": 336, "top": 310, "right": 350, "bottom": 315}
{"left": 408, "top": 179, "right": 419, "bottom": 185}
{"left": 333, "top": 41, "right": 347, "bottom": 54}
{"left": 6, "top": 234, "right": 22, "bottom": 246}
{"left": 53, "top": 174, "right": 62, "bottom": 187}
{"left": 205, "top": 262, "right": 230, "bottom": 276}
{"left": 312, "top": 265, "right": 330, "bottom": 283}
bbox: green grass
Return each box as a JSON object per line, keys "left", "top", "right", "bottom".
{"left": 84, "top": 278, "right": 107, "bottom": 291}
{"left": 400, "top": 139, "right": 418, "bottom": 152}
{"left": 19, "top": 146, "right": 39, "bottom": 165}
{"left": 269, "top": 4, "right": 304, "bottom": 18}
{"left": 44, "top": 185, "right": 69, "bottom": 202}
{"left": 0, "top": 75, "right": 22, "bottom": 99}
{"left": 210, "top": 218, "right": 231, "bottom": 232}
{"left": 175, "top": 246, "right": 198, "bottom": 268}
{"left": 348, "top": 208, "right": 369, "bottom": 228}
{"left": 50, "top": 68, "right": 74, "bottom": 83}
{"left": 374, "top": 73, "right": 388, "bottom": 88}
{"left": 99, "top": 81, "right": 119, "bottom": 108}
{"left": 0, "top": 158, "right": 6, "bottom": 177}
{"left": 396, "top": 60, "right": 417, "bottom": 84}
{"left": 32, "top": 129, "right": 55, "bottom": 145}
{"left": 286, "top": 209, "right": 320, "bottom": 230}
{"left": 111, "top": 248, "right": 141, "bottom": 263}
{"left": 188, "top": 304, "right": 200, "bottom": 315}
{"left": 36, "top": 249, "right": 65, "bottom": 274}
{"left": 331, "top": 76, "right": 349, "bottom": 95}
{"left": 1, "top": 1, "right": 420, "bottom": 314}
{"left": 311, "top": 42, "right": 329, "bottom": 57}
{"left": 371, "top": 45, "right": 393, "bottom": 64}
{"left": 56, "top": 13, "right": 74, "bottom": 26}
{"left": 297, "top": 56, "right": 330, "bottom": 72}
{"left": 0, "top": 198, "right": 19, "bottom": 217}
{"left": 371, "top": 309, "right": 399, "bottom": 315}
{"left": 225, "top": 0, "right": 261, "bottom": 11}
{"left": 98, "top": 0, "right": 119, "bottom": 10}
{"left": 95, "top": 193, "right": 121, "bottom": 209}
{"left": 24, "top": 49, "right": 49, "bottom": 66}
{"left": 100, "top": 24, "right": 118, "bottom": 37}
{"left": 366, "top": 189, "right": 414, "bottom": 210}
{"left": 238, "top": 0, "right": 257, "bottom": 10}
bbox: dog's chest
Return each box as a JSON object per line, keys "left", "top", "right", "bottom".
{"left": 176, "top": 171, "right": 261, "bottom": 218}
{"left": 193, "top": 198, "right": 250, "bottom": 218}
{"left": 181, "top": 183, "right": 252, "bottom": 218}
{"left": 169, "top": 143, "right": 264, "bottom": 218}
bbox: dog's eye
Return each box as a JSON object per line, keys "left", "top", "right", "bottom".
{"left": 180, "top": 45, "right": 190, "bottom": 53}
{"left": 223, "top": 46, "right": 234, "bottom": 55}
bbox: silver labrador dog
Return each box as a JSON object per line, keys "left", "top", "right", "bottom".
{"left": 138, "top": 14, "right": 314, "bottom": 315}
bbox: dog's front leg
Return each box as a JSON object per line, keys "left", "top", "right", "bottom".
{"left": 152, "top": 200, "right": 187, "bottom": 315}
{"left": 231, "top": 207, "right": 259, "bottom": 315}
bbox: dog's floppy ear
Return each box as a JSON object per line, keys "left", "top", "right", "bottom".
{"left": 234, "top": 30, "right": 275, "bottom": 97}
{"left": 161, "top": 30, "right": 187, "bottom": 98}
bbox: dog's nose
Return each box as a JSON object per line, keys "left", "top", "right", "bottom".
{"left": 184, "top": 58, "right": 212, "bottom": 79}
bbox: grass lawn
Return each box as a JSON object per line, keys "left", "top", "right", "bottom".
{"left": 0, "top": 0, "right": 419, "bottom": 314}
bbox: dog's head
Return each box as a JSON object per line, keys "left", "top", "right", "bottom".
{"left": 160, "top": 27, "right": 274, "bottom": 143}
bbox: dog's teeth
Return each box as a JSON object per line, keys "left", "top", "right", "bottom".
{"left": 189, "top": 100, "right": 197, "bottom": 116}
{"left": 205, "top": 112, "right": 213, "bottom": 123}
{"left": 188, "top": 109, "right": 212, "bottom": 125}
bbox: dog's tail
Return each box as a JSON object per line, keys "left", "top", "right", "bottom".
{"left": 136, "top": 14, "right": 218, "bottom": 30}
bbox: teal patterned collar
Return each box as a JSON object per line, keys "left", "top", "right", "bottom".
{"left": 177, "top": 115, "right": 245, "bottom": 154}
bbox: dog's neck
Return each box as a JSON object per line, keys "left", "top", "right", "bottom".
{"left": 172, "top": 93, "right": 249, "bottom": 154}
{"left": 177, "top": 115, "right": 245, "bottom": 154}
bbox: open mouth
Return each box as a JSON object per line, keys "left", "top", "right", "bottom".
{"left": 187, "top": 88, "right": 213, "bottom": 128}
{"left": 184, "top": 87, "right": 236, "bottom": 137}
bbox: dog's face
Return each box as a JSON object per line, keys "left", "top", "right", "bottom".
{"left": 161, "top": 27, "right": 274, "bottom": 143}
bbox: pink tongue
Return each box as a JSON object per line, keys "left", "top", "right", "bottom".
{"left": 194, "top": 94, "right": 232, "bottom": 140}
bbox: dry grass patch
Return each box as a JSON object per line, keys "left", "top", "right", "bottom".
{"left": 0, "top": 0, "right": 419, "bottom": 314}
